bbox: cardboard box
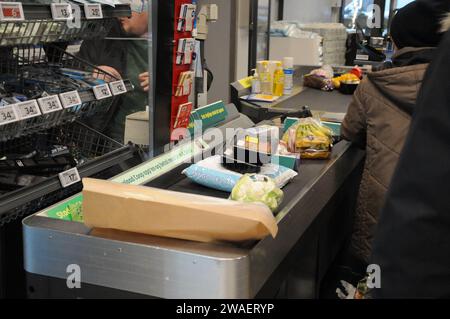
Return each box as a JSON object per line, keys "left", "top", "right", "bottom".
{"left": 124, "top": 110, "right": 149, "bottom": 145}
{"left": 269, "top": 36, "right": 323, "bottom": 66}
{"left": 82, "top": 178, "right": 278, "bottom": 243}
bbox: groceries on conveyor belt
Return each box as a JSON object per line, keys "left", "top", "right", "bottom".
{"left": 82, "top": 178, "right": 279, "bottom": 243}
{"left": 183, "top": 126, "right": 300, "bottom": 213}
{"left": 183, "top": 155, "right": 297, "bottom": 193}
{"left": 231, "top": 174, "right": 284, "bottom": 212}
{"left": 303, "top": 65, "right": 363, "bottom": 94}
{"left": 281, "top": 117, "right": 334, "bottom": 159}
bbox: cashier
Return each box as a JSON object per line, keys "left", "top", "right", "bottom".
{"left": 78, "top": 0, "right": 149, "bottom": 143}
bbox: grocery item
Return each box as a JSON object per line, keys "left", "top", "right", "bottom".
{"left": 259, "top": 61, "right": 273, "bottom": 95}
{"left": 303, "top": 65, "right": 334, "bottom": 91}
{"left": 332, "top": 73, "right": 360, "bottom": 89}
{"left": 83, "top": 178, "right": 278, "bottom": 243}
{"left": 183, "top": 155, "right": 297, "bottom": 192}
{"left": 231, "top": 174, "right": 284, "bottom": 212}
{"left": 251, "top": 69, "right": 261, "bottom": 94}
{"left": 273, "top": 62, "right": 285, "bottom": 97}
{"left": 283, "top": 57, "right": 294, "bottom": 95}
{"left": 282, "top": 117, "right": 333, "bottom": 159}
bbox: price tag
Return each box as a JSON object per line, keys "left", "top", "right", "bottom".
{"left": 37, "top": 95, "right": 63, "bottom": 114}
{"left": 356, "top": 54, "right": 369, "bottom": 61}
{"left": 58, "top": 167, "right": 81, "bottom": 188}
{"left": 109, "top": 80, "right": 127, "bottom": 96}
{"left": 0, "top": 106, "right": 18, "bottom": 126}
{"left": 51, "top": 3, "right": 73, "bottom": 21}
{"left": 93, "top": 84, "right": 112, "bottom": 100}
{"left": 59, "top": 91, "right": 82, "bottom": 109}
{"left": 14, "top": 100, "right": 42, "bottom": 120}
{"left": 0, "top": 2, "right": 25, "bottom": 21}
{"left": 84, "top": 3, "right": 103, "bottom": 19}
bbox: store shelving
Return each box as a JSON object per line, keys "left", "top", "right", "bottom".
{"left": 0, "top": 2, "right": 131, "bottom": 46}
{"left": 0, "top": 44, "right": 133, "bottom": 140}
{"left": 0, "top": 1, "right": 142, "bottom": 297}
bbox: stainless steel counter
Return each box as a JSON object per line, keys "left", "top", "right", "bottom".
{"left": 22, "top": 103, "right": 365, "bottom": 299}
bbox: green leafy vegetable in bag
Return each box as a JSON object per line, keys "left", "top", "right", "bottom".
{"left": 231, "top": 174, "right": 284, "bottom": 212}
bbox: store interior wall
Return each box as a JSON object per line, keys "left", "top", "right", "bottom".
{"left": 283, "top": 0, "right": 334, "bottom": 23}
{"left": 198, "top": 0, "right": 235, "bottom": 104}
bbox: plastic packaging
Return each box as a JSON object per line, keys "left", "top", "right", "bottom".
{"left": 259, "top": 61, "right": 273, "bottom": 95}
{"left": 183, "top": 155, "right": 297, "bottom": 192}
{"left": 251, "top": 69, "right": 261, "bottom": 94}
{"left": 283, "top": 57, "right": 294, "bottom": 95}
{"left": 231, "top": 174, "right": 284, "bottom": 212}
{"left": 282, "top": 117, "right": 333, "bottom": 159}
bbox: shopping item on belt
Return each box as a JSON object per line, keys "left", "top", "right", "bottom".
{"left": 82, "top": 178, "right": 278, "bottom": 243}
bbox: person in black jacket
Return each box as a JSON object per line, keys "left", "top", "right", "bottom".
{"left": 370, "top": 12, "right": 450, "bottom": 298}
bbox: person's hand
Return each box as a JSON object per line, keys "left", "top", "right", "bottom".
{"left": 94, "top": 65, "right": 122, "bottom": 82}
{"left": 139, "top": 72, "right": 149, "bottom": 92}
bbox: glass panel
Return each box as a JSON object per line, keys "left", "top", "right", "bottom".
{"left": 256, "top": 0, "right": 270, "bottom": 61}
{"left": 342, "top": 0, "right": 375, "bottom": 31}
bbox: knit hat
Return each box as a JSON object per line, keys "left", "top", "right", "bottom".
{"left": 390, "top": 1, "right": 444, "bottom": 49}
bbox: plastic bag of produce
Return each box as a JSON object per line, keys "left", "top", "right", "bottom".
{"left": 231, "top": 174, "right": 284, "bottom": 212}
{"left": 282, "top": 117, "right": 333, "bottom": 159}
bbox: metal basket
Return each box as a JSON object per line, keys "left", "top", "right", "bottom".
{"left": 0, "top": 3, "right": 131, "bottom": 47}
{"left": 0, "top": 44, "right": 131, "bottom": 141}
{"left": 0, "top": 121, "right": 124, "bottom": 225}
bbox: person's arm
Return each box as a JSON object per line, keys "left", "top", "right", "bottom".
{"left": 341, "top": 85, "right": 368, "bottom": 149}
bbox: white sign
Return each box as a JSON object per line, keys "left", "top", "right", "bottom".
{"left": 59, "top": 167, "right": 81, "bottom": 188}
{"left": 37, "top": 95, "right": 63, "bottom": 114}
{"left": 0, "top": 106, "right": 18, "bottom": 126}
{"left": 84, "top": 3, "right": 103, "bottom": 19}
{"left": 0, "top": 2, "right": 25, "bottom": 21}
{"left": 93, "top": 84, "right": 112, "bottom": 100}
{"left": 59, "top": 91, "right": 82, "bottom": 109}
{"left": 356, "top": 54, "right": 369, "bottom": 61}
{"left": 14, "top": 100, "right": 41, "bottom": 120}
{"left": 109, "top": 80, "right": 127, "bottom": 96}
{"left": 51, "top": 3, "right": 73, "bottom": 21}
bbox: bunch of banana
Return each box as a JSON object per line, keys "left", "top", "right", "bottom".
{"left": 282, "top": 118, "right": 333, "bottom": 159}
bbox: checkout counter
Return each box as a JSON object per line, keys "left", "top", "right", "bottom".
{"left": 231, "top": 66, "right": 355, "bottom": 123}
{"left": 22, "top": 94, "right": 364, "bottom": 299}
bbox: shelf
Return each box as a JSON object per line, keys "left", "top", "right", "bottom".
{"left": 0, "top": 121, "right": 144, "bottom": 226}
{"left": 0, "top": 3, "right": 131, "bottom": 47}
{"left": 0, "top": 44, "right": 134, "bottom": 141}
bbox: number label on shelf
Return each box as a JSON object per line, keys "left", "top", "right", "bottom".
{"left": 37, "top": 95, "right": 63, "bottom": 114}
{"left": 109, "top": 80, "right": 127, "bottom": 95}
{"left": 51, "top": 3, "right": 73, "bottom": 21}
{"left": 0, "top": 106, "right": 18, "bottom": 126}
{"left": 14, "top": 100, "right": 42, "bottom": 120}
{"left": 93, "top": 84, "right": 112, "bottom": 100}
{"left": 0, "top": 2, "right": 25, "bottom": 22}
{"left": 59, "top": 167, "right": 81, "bottom": 188}
{"left": 84, "top": 4, "right": 103, "bottom": 19}
{"left": 59, "top": 91, "right": 82, "bottom": 109}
